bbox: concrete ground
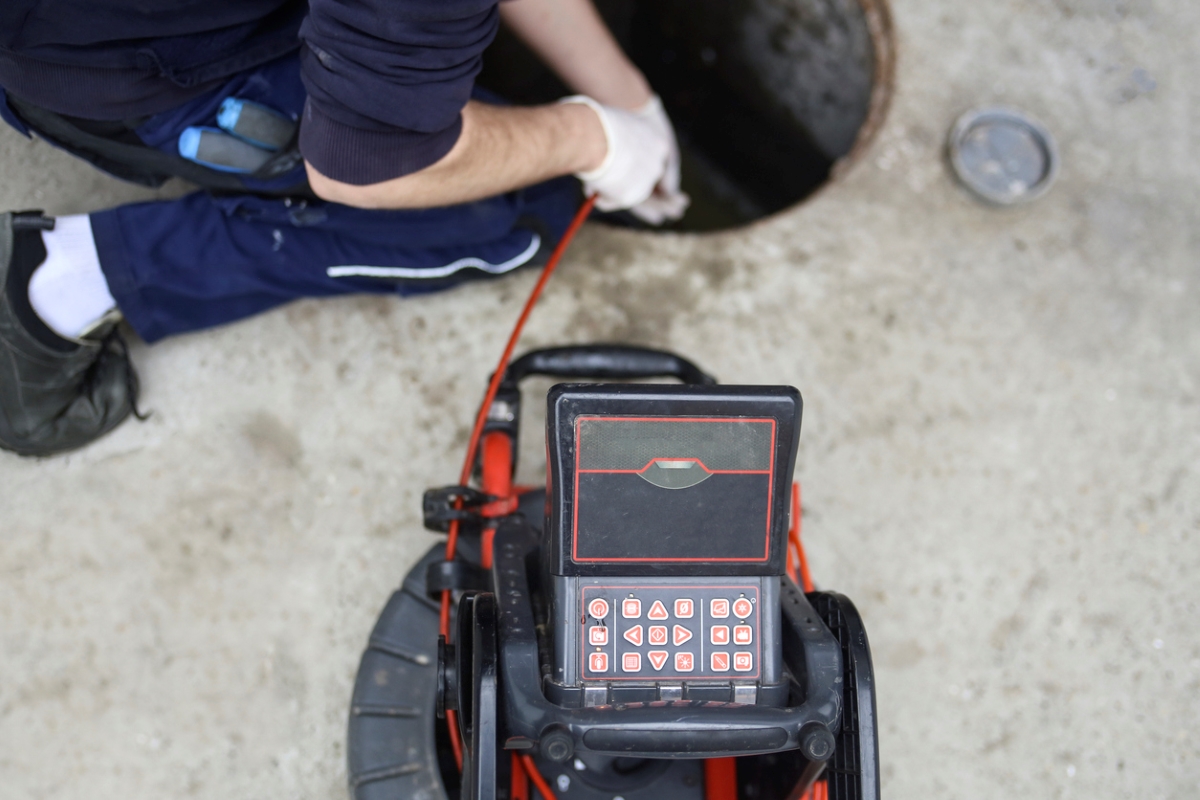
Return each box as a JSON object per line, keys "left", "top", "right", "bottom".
{"left": 2, "top": 0, "right": 1198, "bottom": 798}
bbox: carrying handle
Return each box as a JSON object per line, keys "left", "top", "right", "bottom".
{"left": 501, "top": 345, "right": 717, "bottom": 388}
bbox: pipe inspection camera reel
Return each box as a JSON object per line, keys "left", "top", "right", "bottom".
{"left": 347, "top": 346, "right": 879, "bottom": 800}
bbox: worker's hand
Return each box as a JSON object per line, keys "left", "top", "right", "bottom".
{"left": 560, "top": 95, "right": 673, "bottom": 215}
{"left": 628, "top": 95, "right": 690, "bottom": 225}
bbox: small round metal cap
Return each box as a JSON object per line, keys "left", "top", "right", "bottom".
{"left": 948, "top": 107, "right": 1059, "bottom": 205}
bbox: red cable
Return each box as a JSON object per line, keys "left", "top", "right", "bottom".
{"left": 520, "top": 753, "right": 559, "bottom": 800}
{"left": 703, "top": 758, "right": 738, "bottom": 800}
{"left": 441, "top": 194, "right": 596, "bottom": 580}
{"left": 511, "top": 752, "right": 530, "bottom": 800}
{"left": 441, "top": 194, "right": 597, "bottom": 769}
{"left": 789, "top": 482, "right": 814, "bottom": 593}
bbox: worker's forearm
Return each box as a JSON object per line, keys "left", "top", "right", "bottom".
{"left": 306, "top": 101, "right": 606, "bottom": 210}
{"left": 499, "top": 0, "right": 652, "bottom": 111}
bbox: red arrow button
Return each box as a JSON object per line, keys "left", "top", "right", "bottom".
{"left": 647, "top": 600, "right": 669, "bottom": 620}
{"left": 672, "top": 624, "right": 693, "bottom": 646}
{"left": 623, "top": 625, "right": 643, "bottom": 646}
{"left": 647, "top": 651, "right": 669, "bottom": 671}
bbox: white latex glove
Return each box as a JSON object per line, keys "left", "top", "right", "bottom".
{"left": 628, "top": 95, "right": 690, "bottom": 225}
{"left": 560, "top": 95, "right": 670, "bottom": 214}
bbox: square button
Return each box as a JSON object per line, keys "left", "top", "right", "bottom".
{"left": 589, "top": 652, "right": 609, "bottom": 672}
{"left": 622, "top": 652, "right": 642, "bottom": 673}
{"left": 589, "top": 626, "right": 609, "bottom": 646}
{"left": 733, "top": 625, "right": 753, "bottom": 646}
{"left": 710, "top": 652, "right": 730, "bottom": 672}
{"left": 710, "top": 598, "right": 730, "bottom": 618}
{"left": 674, "top": 652, "right": 695, "bottom": 672}
{"left": 733, "top": 652, "right": 753, "bottom": 672}
{"left": 710, "top": 625, "right": 730, "bottom": 646}
{"left": 648, "top": 625, "right": 669, "bottom": 646}
{"left": 674, "top": 598, "right": 694, "bottom": 619}
{"left": 622, "top": 598, "right": 642, "bottom": 619}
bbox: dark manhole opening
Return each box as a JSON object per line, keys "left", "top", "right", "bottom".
{"left": 479, "top": 0, "right": 895, "bottom": 233}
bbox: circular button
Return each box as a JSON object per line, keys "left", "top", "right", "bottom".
{"left": 733, "top": 598, "right": 753, "bottom": 619}
{"left": 588, "top": 598, "right": 610, "bottom": 619}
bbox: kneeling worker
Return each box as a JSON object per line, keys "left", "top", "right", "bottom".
{"left": 0, "top": 0, "right": 687, "bottom": 456}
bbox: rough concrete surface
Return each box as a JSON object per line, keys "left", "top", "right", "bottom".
{"left": 2, "top": 0, "right": 1198, "bottom": 798}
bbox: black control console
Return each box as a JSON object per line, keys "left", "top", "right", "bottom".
{"left": 350, "top": 346, "right": 880, "bottom": 800}
{"left": 543, "top": 385, "right": 801, "bottom": 707}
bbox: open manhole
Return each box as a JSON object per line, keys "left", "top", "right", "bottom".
{"left": 479, "top": 0, "right": 895, "bottom": 232}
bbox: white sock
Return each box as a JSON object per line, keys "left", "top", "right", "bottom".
{"left": 28, "top": 214, "right": 117, "bottom": 340}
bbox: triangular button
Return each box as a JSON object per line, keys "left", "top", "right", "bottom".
{"left": 623, "top": 625, "right": 643, "bottom": 646}
{"left": 647, "top": 651, "right": 669, "bottom": 670}
{"left": 672, "top": 624, "right": 693, "bottom": 646}
{"left": 648, "top": 600, "right": 669, "bottom": 620}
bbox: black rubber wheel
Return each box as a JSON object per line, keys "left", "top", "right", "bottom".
{"left": 347, "top": 545, "right": 456, "bottom": 800}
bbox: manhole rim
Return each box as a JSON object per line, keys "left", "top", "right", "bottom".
{"left": 633, "top": 0, "right": 898, "bottom": 239}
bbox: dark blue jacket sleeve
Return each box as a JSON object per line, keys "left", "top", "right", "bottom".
{"left": 298, "top": 0, "right": 499, "bottom": 185}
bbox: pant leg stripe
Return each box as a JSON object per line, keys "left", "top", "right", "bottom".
{"left": 325, "top": 232, "right": 541, "bottom": 280}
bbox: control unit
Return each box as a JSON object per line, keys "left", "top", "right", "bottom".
{"left": 544, "top": 384, "right": 801, "bottom": 707}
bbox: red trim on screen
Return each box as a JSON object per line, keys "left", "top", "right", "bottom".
{"left": 571, "top": 416, "right": 776, "bottom": 564}
{"left": 577, "top": 455, "right": 770, "bottom": 476}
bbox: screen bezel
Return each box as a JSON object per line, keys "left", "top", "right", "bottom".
{"left": 546, "top": 384, "right": 801, "bottom": 578}
{"left": 571, "top": 414, "right": 777, "bottom": 564}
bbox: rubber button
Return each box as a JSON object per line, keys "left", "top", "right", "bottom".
{"left": 675, "top": 652, "right": 695, "bottom": 672}
{"left": 648, "top": 625, "right": 668, "bottom": 646}
{"left": 733, "top": 652, "right": 753, "bottom": 672}
{"left": 732, "top": 598, "right": 753, "bottom": 619}
{"left": 648, "top": 651, "right": 669, "bottom": 670}
{"left": 623, "top": 625, "right": 644, "bottom": 647}
{"left": 589, "top": 626, "right": 609, "bottom": 646}
{"left": 733, "top": 625, "right": 753, "bottom": 646}
{"left": 589, "top": 652, "right": 609, "bottom": 672}
{"left": 710, "top": 598, "right": 730, "bottom": 618}
{"left": 647, "top": 600, "right": 669, "bottom": 620}
{"left": 674, "top": 598, "right": 694, "bottom": 618}
{"left": 672, "top": 624, "right": 693, "bottom": 647}
{"left": 622, "top": 652, "right": 641, "bottom": 672}
{"left": 711, "top": 652, "right": 730, "bottom": 672}
{"left": 711, "top": 625, "right": 730, "bottom": 645}
{"left": 588, "top": 599, "right": 610, "bottom": 619}
{"left": 622, "top": 598, "right": 642, "bottom": 619}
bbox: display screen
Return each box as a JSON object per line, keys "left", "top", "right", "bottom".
{"left": 572, "top": 416, "right": 776, "bottom": 562}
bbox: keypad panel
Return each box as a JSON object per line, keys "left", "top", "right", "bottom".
{"left": 581, "top": 584, "right": 761, "bottom": 681}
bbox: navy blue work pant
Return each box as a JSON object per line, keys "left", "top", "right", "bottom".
{"left": 0, "top": 54, "right": 581, "bottom": 343}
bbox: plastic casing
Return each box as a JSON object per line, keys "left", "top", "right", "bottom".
{"left": 545, "top": 384, "right": 803, "bottom": 579}
{"left": 543, "top": 384, "right": 801, "bottom": 702}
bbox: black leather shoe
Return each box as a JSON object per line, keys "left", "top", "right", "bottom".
{"left": 0, "top": 211, "right": 140, "bottom": 456}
